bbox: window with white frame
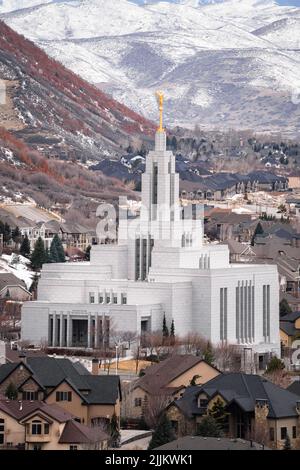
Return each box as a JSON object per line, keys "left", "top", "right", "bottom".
{"left": 31, "top": 420, "right": 42, "bottom": 435}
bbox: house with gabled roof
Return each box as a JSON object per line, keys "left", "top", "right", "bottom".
{"left": 124, "top": 355, "right": 220, "bottom": 419}
{"left": 280, "top": 311, "right": 300, "bottom": 348}
{"left": 167, "top": 372, "right": 300, "bottom": 449}
{"left": 0, "top": 273, "right": 31, "bottom": 302}
{"left": 0, "top": 356, "right": 121, "bottom": 428}
{"left": 0, "top": 400, "right": 109, "bottom": 450}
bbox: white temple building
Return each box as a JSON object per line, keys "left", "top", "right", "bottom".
{"left": 21, "top": 105, "right": 280, "bottom": 362}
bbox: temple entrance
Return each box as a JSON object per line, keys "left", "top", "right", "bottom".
{"left": 72, "top": 320, "right": 88, "bottom": 347}
{"left": 140, "top": 319, "right": 151, "bottom": 347}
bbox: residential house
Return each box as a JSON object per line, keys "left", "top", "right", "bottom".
{"left": 224, "top": 240, "right": 256, "bottom": 263}
{"left": 0, "top": 357, "right": 121, "bottom": 428}
{"left": 1, "top": 344, "right": 47, "bottom": 365}
{"left": 180, "top": 172, "right": 287, "bottom": 202}
{"left": 204, "top": 212, "right": 255, "bottom": 242}
{"left": 280, "top": 311, "right": 300, "bottom": 348}
{"left": 0, "top": 400, "right": 108, "bottom": 450}
{"left": 0, "top": 273, "right": 31, "bottom": 302}
{"left": 21, "top": 220, "right": 96, "bottom": 251}
{"left": 166, "top": 373, "right": 300, "bottom": 449}
{"left": 0, "top": 274, "right": 32, "bottom": 342}
{"left": 124, "top": 355, "right": 220, "bottom": 420}
{"left": 253, "top": 240, "right": 300, "bottom": 298}
{"left": 225, "top": 231, "right": 300, "bottom": 308}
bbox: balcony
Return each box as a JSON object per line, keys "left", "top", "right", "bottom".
{"left": 26, "top": 433, "right": 51, "bottom": 443}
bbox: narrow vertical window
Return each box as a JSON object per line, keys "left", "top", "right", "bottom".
{"left": 236, "top": 286, "right": 240, "bottom": 342}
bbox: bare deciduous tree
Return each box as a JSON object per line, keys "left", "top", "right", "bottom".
{"left": 181, "top": 333, "right": 207, "bottom": 356}
{"left": 264, "top": 370, "right": 292, "bottom": 389}
{"left": 214, "top": 343, "right": 242, "bottom": 372}
{"left": 142, "top": 394, "right": 170, "bottom": 430}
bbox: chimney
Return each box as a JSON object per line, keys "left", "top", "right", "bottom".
{"left": 18, "top": 352, "right": 27, "bottom": 364}
{"left": 92, "top": 359, "right": 99, "bottom": 376}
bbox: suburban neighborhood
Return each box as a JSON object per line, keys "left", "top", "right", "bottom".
{"left": 0, "top": 0, "right": 300, "bottom": 459}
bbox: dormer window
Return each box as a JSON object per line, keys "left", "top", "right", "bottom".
{"left": 199, "top": 399, "right": 208, "bottom": 409}
{"left": 31, "top": 420, "right": 42, "bottom": 435}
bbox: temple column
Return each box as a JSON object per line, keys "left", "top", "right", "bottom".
{"left": 60, "top": 313, "right": 64, "bottom": 348}
{"left": 94, "top": 314, "right": 99, "bottom": 349}
{"left": 52, "top": 314, "right": 57, "bottom": 347}
{"left": 88, "top": 314, "right": 91, "bottom": 348}
{"left": 66, "top": 314, "right": 71, "bottom": 348}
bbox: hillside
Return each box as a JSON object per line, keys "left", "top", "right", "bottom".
{"left": 0, "top": 20, "right": 156, "bottom": 221}
{"left": 2, "top": 0, "right": 300, "bottom": 135}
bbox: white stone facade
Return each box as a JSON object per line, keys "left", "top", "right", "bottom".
{"left": 21, "top": 130, "right": 280, "bottom": 357}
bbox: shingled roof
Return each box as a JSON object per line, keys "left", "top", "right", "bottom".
{"left": 280, "top": 311, "right": 300, "bottom": 323}
{"left": 280, "top": 321, "right": 297, "bottom": 337}
{"left": 134, "top": 355, "right": 218, "bottom": 395}
{"left": 0, "top": 357, "right": 121, "bottom": 406}
{"left": 0, "top": 273, "right": 28, "bottom": 293}
{"left": 0, "top": 400, "right": 108, "bottom": 447}
{"left": 287, "top": 381, "right": 300, "bottom": 397}
{"left": 58, "top": 420, "right": 108, "bottom": 444}
{"left": 83, "top": 375, "right": 121, "bottom": 404}
{"left": 174, "top": 373, "right": 300, "bottom": 420}
{"left": 0, "top": 400, "right": 74, "bottom": 423}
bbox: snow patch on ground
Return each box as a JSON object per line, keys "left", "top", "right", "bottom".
{"left": 0, "top": 253, "right": 35, "bottom": 289}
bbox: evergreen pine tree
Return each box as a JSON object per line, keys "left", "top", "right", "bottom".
{"left": 3, "top": 223, "right": 11, "bottom": 244}
{"left": 54, "top": 234, "right": 66, "bottom": 262}
{"left": 85, "top": 245, "right": 91, "bottom": 261}
{"left": 12, "top": 226, "right": 21, "bottom": 245}
{"left": 251, "top": 222, "right": 264, "bottom": 246}
{"left": 280, "top": 299, "right": 292, "bottom": 318}
{"left": 50, "top": 237, "right": 59, "bottom": 263}
{"left": 31, "top": 237, "right": 47, "bottom": 270}
{"left": 170, "top": 320, "right": 175, "bottom": 338}
{"left": 109, "top": 413, "right": 121, "bottom": 448}
{"left": 283, "top": 434, "right": 291, "bottom": 450}
{"left": 45, "top": 248, "right": 51, "bottom": 264}
{"left": 5, "top": 382, "right": 18, "bottom": 400}
{"left": 208, "top": 398, "right": 230, "bottom": 432}
{"left": 162, "top": 314, "right": 169, "bottom": 338}
{"left": 29, "top": 272, "right": 40, "bottom": 299}
{"left": 196, "top": 415, "right": 223, "bottom": 438}
{"left": 20, "top": 234, "right": 31, "bottom": 258}
{"left": 170, "top": 320, "right": 175, "bottom": 345}
{"left": 148, "top": 413, "right": 175, "bottom": 450}
{"left": 203, "top": 341, "right": 214, "bottom": 365}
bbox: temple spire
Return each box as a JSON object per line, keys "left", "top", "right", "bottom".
{"left": 156, "top": 91, "right": 165, "bottom": 134}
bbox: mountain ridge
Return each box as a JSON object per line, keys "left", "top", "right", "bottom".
{"left": 1, "top": 0, "right": 299, "bottom": 135}
{"left": 0, "top": 20, "right": 156, "bottom": 219}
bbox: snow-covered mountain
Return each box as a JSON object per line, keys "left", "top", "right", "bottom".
{"left": 1, "top": 0, "right": 300, "bottom": 134}
{"left": 0, "top": 0, "right": 52, "bottom": 12}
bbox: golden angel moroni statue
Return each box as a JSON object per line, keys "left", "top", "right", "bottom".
{"left": 156, "top": 91, "right": 164, "bottom": 133}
